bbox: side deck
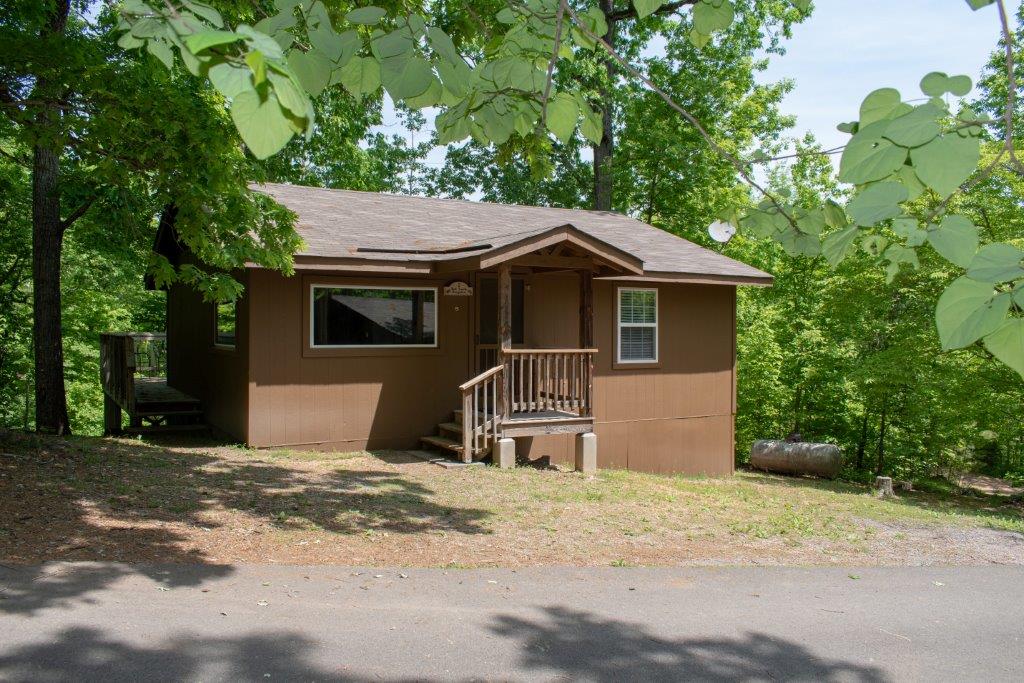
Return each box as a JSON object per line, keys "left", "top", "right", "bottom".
{"left": 100, "top": 332, "right": 204, "bottom": 434}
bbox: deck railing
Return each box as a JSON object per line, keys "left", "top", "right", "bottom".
{"left": 100, "top": 332, "right": 167, "bottom": 414}
{"left": 504, "top": 349, "right": 596, "bottom": 417}
{"left": 458, "top": 364, "right": 503, "bottom": 463}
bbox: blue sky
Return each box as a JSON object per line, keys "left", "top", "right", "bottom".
{"left": 759, "top": 0, "right": 1001, "bottom": 151}
{"left": 378, "top": 1, "right": 1006, "bottom": 185}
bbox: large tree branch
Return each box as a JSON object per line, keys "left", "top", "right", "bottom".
{"left": 606, "top": 0, "right": 698, "bottom": 23}
{"left": 59, "top": 195, "right": 97, "bottom": 231}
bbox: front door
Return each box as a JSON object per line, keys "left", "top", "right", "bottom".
{"left": 475, "top": 274, "right": 525, "bottom": 372}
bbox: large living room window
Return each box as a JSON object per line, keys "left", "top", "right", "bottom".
{"left": 617, "top": 287, "right": 658, "bottom": 363}
{"left": 311, "top": 285, "right": 437, "bottom": 348}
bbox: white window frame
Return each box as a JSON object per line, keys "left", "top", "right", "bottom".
{"left": 213, "top": 300, "right": 237, "bottom": 350}
{"left": 309, "top": 284, "right": 439, "bottom": 349}
{"left": 616, "top": 287, "right": 658, "bottom": 364}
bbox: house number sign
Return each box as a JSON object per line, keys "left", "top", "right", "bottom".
{"left": 444, "top": 281, "right": 473, "bottom": 296}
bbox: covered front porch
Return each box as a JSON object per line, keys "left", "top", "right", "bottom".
{"left": 417, "top": 225, "right": 645, "bottom": 467}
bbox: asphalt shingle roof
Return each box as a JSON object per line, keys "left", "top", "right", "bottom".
{"left": 252, "top": 182, "right": 771, "bottom": 282}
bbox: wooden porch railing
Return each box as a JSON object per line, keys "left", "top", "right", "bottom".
{"left": 457, "top": 348, "right": 596, "bottom": 462}
{"left": 504, "top": 349, "right": 596, "bottom": 417}
{"left": 458, "top": 364, "right": 503, "bottom": 463}
{"left": 100, "top": 332, "right": 167, "bottom": 414}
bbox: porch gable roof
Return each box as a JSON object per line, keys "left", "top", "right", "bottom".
{"left": 251, "top": 182, "right": 773, "bottom": 285}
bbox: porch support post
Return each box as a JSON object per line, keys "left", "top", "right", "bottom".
{"left": 497, "top": 263, "right": 512, "bottom": 419}
{"left": 103, "top": 393, "right": 122, "bottom": 436}
{"left": 575, "top": 432, "right": 597, "bottom": 473}
{"left": 579, "top": 269, "right": 594, "bottom": 417}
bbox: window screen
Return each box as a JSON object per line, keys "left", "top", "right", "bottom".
{"left": 618, "top": 288, "right": 657, "bottom": 362}
{"left": 311, "top": 286, "right": 437, "bottom": 347}
{"left": 215, "top": 301, "right": 236, "bottom": 348}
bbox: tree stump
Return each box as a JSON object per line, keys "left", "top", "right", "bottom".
{"left": 875, "top": 476, "right": 895, "bottom": 498}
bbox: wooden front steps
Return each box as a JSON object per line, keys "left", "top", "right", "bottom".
{"left": 420, "top": 408, "right": 596, "bottom": 463}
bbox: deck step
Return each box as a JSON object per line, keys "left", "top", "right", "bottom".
{"left": 419, "top": 435, "right": 464, "bottom": 454}
{"left": 437, "top": 421, "right": 463, "bottom": 437}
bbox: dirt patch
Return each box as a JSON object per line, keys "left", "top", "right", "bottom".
{"left": 957, "top": 473, "right": 1024, "bottom": 497}
{"left": 1, "top": 431, "right": 1022, "bottom": 567}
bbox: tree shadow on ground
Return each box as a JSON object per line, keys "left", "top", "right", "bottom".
{"left": 741, "top": 469, "right": 1024, "bottom": 535}
{"left": 0, "top": 627, "right": 369, "bottom": 682}
{"left": 0, "top": 430, "right": 490, "bottom": 615}
{"left": 490, "top": 606, "right": 890, "bottom": 682}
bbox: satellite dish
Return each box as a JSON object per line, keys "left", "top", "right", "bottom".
{"left": 708, "top": 220, "right": 736, "bottom": 243}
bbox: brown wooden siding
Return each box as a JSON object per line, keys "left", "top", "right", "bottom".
{"left": 517, "top": 275, "right": 737, "bottom": 475}
{"left": 246, "top": 270, "right": 472, "bottom": 449}
{"left": 165, "top": 271, "right": 249, "bottom": 440}
{"left": 240, "top": 268, "right": 735, "bottom": 475}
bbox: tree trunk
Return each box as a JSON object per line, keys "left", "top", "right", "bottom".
{"left": 855, "top": 410, "right": 869, "bottom": 470}
{"left": 592, "top": 0, "right": 616, "bottom": 211}
{"left": 31, "top": 0, "right": 72, "bottom": 435}
{"left": 874, "top": 402, "right": 888, "bottom": 476}
{"left": 32, "top": 144, "right": 70, "bottom": 434}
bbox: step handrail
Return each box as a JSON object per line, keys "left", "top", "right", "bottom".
{"left": 458, "top": 364, "right": 503, "bottom": 392}
{"left": 459, "top": 364, "right": 504, "bottom": 464}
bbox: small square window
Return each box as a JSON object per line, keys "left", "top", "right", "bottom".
{"left": 617, "top": 288, "right": 657, "bottom": 363}
{"left": 214, "top": 301, "right": 236, "bottom": 348}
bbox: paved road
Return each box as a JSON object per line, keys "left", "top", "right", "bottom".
{"left": 1, "top": 563, "right": 1022, "bottom": 681}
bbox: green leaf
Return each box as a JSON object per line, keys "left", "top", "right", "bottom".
{"left": 427, "top": 27, "right": 463, "bottom": 66}
{"left": 236, "top": 24, "right": 284, "bottom": 59}
{"left": 822, "top": 226, "right": 859, "bottom": 267}
{"left": 267, "top": 70, "right": 309, "bottom": 118}
{"left": 928, "top": 214, "right": 979, "bottom": 268}
{"left": 689, "top": 29, "right": 711, "bottom": 49}
{"left": 847, "top": 181, "right": 908, "bottom": 226}
{"left": 910, "top": 134, "right": 980, "bottom": 197}
{"left": 546, "top": 92, "right": 579, "bottom": 143}
{"left": 920, "top": 71, "right": 972, "bottom": 97}
{"left": 633, "top": 0, "right": 664, "bottom": 19}
{"left": 1014, "top": 282, "right": 1024, "bottom": 309}
{"left": 230, "top": 89, "right": 296, "bottom": 159}
{"left": 983, "top": 319, "right": 1024, "bottom": 379}
{"left": 935, "top": 277, "right": 1010, "bottom": 349}
{"left": 947, "top": 75, "right": 972, "bottom": 97}
{"left": 404, "top": 77, "right": 442, "bottom": 108}
{"left": 859, "top": 88, "right": 902, "bottom": 126}
{"left": 883, "top": 105, "right": 941, "bottom": 148}
{"left": 795, "top": 208, "right": 826, "bottom": 236}
{"left": 893, "top": 217, "right": 928, "bottom": 247}
{"left": 380, "top": 55, "right": 433, "bottom": 101}
{"left": 895, "top": 165, "right": 927, "bottom": 200}
{"left": 778, "top": 229, "right": 820, "bottom": 257}
{"left": 966, "top": 243, "right": 1024, "bottom": 283}
{"left": 346, "top": 6, "right": 387, "bottom": 24}
{"left": 184, "top": 30, "right": 242, "bottom": 54}
{"left": 338, "top": 56, "right": 381, "bottom": 98}
{"left": 287, "top": 49, "right": 332, "bottom": 97}
{"left": 580, "top": 104, "right": 603, "bottom": 145}
{"left": 146, "top": 39, "right": 175, "bottom": 68}
{"left": 965, "top": 0, "right": 996, "bottom": 9}
{"left": 823, "top": 200, "right": 848, "bottom": 229}
{"left": 838, "top": 121, "right": 908, "bottom": 184}
{"left": 207, "top": 61, "right": 252, "bottom": 98}
{"left": 183, "top": 1, "right": 224, "bottom": 27}
{"left": 920, "top": 72, "right": 949, "bottom": 97}
{"left": 693, "top": 0, "right": 735, "bottom": 34}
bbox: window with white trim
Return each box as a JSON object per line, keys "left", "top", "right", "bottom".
{"left": 311, "top": 285, "right": 437, "bottom": 348}
{"left": 617, "top": 287, "right": 657, "bottom": 363}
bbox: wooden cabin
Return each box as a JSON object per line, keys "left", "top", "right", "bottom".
{"left": 114, "top": 184, "right": 772, "bottom": 474}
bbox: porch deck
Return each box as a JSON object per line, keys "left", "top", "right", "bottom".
{"left": 100, "top": 332, "right": 204, "bottom": 433}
